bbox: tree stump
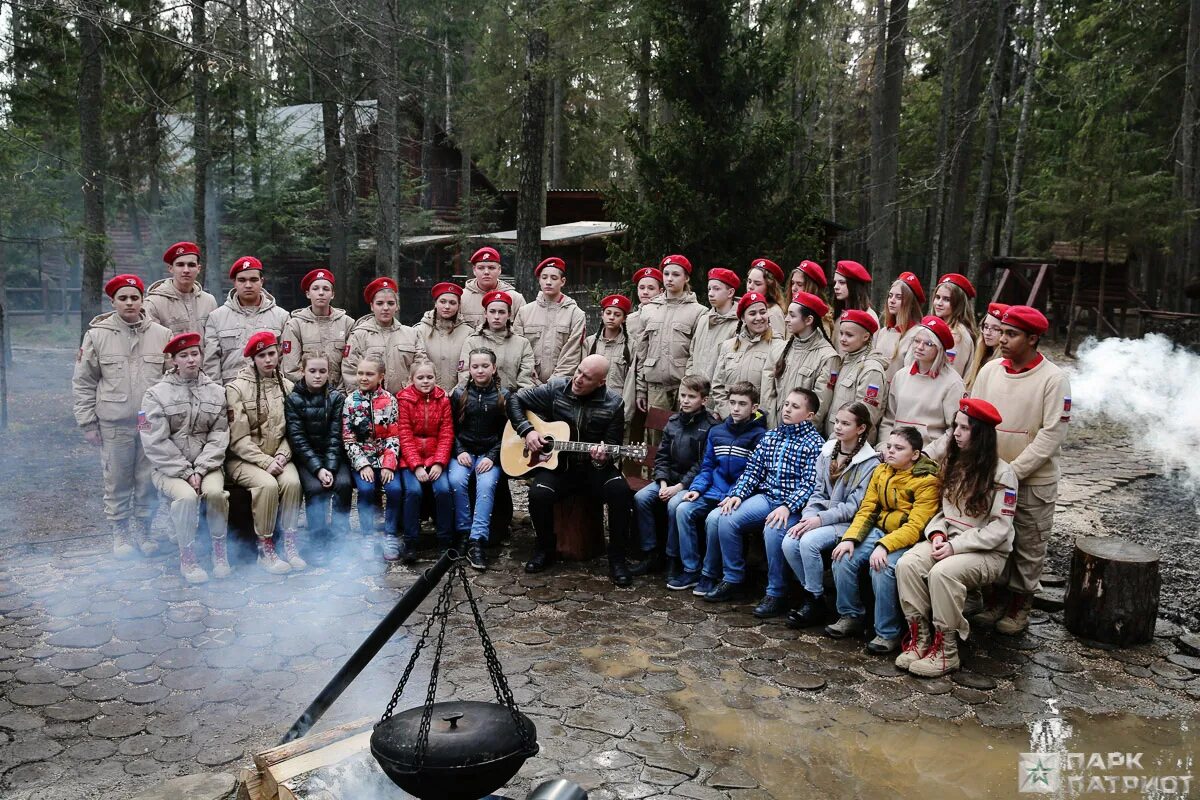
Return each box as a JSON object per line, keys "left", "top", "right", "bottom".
{"left": 1063, "top": 536, "right": 1160, "bottom": 646}
{"left": 554, "top": 496, "right": 606, "bottom": 561}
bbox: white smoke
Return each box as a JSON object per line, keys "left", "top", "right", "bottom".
{"left": 1069, "top": 334, "right": 1200, "bottom": 502}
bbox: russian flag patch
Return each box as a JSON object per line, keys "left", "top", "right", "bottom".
{"left": 1002, "top": 488, "right": 1017, "bottom": 516}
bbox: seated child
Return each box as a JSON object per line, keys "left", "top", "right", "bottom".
{"left": 395, "top": 357, "right": 455, "bottom": 562}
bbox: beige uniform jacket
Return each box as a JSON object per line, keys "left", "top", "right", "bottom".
{"left": 459, "top": 279, "right": 526, "bottom": 328}
{"left": 415, "top": 311, "right": 474, "bottom": 392}
{"left": 457, "top": 328, "right": 535, "bottom": 391}
{"left": 635, "top": 292, "right": 707, "bottom": 398}
{"left": 901, "top": 320, "right": 975, "bottom": 378}
{"left": 879, "top": 363, "right": 965, "bottom": 446}
{"left": 140, "top": 371, "right": 229, "bottom": 479}
{"left": 686, "top": 305, "right": 739, "bottom": 380}
{"left": 203, "top": 289, "right": 290, "bottom": 385}
{"left": 280, "top": 306, "right": 354, "bottom": 383}
{"left": 513, "top": 292, "right": 587, "bottom": 384}
{"left": 872, "top": 324, "right": 919, "bottom": 382}
{"left": 143, "top": 279, "right": 218, "bottom": 337}
{"left": 710, "top": 332, "right": 785, "bottom": 418}
{"left": 341, "top": 315, "right": 421, "bottom": 394}
{"left": 73, "top": 313, "right": 171, "bottom": 430}
{"left": 584, "top": 330, "right": 630, "bottom": 400}
{"left": 225, "top": 366, "right": 294, "bottom": 470}
{"left": 923, "top": 460, "right": 1018, "bottom": 556}
{"left": 766, "top": 330, "right": 841, "bottom": 429}
{"left": 826, "top": 345, "right": 889, "bottom": 441}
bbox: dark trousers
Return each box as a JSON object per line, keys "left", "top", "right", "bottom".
{"left": 528, "top": 464, "right": 632, "bottom": 559}
{"left": 297, "top": 462, "right": 354, "bottom": 541}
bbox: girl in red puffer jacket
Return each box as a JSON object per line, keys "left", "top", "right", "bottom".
{"left": 395, "top": 357, "right": 455, "bottom": 557}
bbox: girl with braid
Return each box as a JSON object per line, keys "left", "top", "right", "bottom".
{"left": 225, "top": 331, "right": 304, "bottom": 573}
{"left": 584, "top": 294, "right": 632, "bottom": 400}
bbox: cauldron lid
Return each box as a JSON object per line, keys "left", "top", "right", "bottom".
{"left": 372, "top": 700, "right": 537, "bottom": 771}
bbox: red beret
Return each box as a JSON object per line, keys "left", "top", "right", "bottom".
{"left": 660, "top": 254, "right": 692, "bottom": 274}
{"left": 601, "top": 294, "right": 632, "bottom": 314}
{"left": 707, "top": 268, "right": 741, "bottom": 290}
{"left": 750, "top": 257, "right": 784, "bottom": 284}
{"left": 797, "top": 260, "right": 827, "bottom": 288}
{"left": 835, "top": 260, "right": 872, "bottom": 283}
{"left": 938, "top": 272, "right": 976, "bottom": 299}
{"left": 105, "top": 274, "right": 144, "bottom": 298}
{"left": 917, "top": 315, "right": 955, "bottom": 351}
{"left": 960, "top": 397, "right": 1003, "bottom": 427}
{"left": 986, "top": 302, "right": 1009, "bottom": 320}
{"left": 470, "top": 247, "right": 501, "bottom": 264}
{"left": 431, "top": 282, "right": 463, "bottom": 299}
{"left": 482, "top": 290, "right": 511, "bottom": 308}
{"left": 737, "top": 292, "right": 769, "bottom": 319}
{"left": 839, "top": 309, "right": 879, "bottom": 335}
{"left": 301, "top": 269, "right": 334, "bottom": 293}
{"left": 897, "top": 271, "right": 926, "bottom": 305}
{"left": 163, "top": 241, "right": 200, "bottom": 265}
{"left": 163, "top": 332, "right": 201, "bottom": 356}
{"left": 1001, "top": 305, "right": 1048, "bottom": 335}
{"left": 535, "top": 257, "right": 566, "bottom": 276}
{"left": 229, "top": 256, "right": 263, "bottom": 279}
{"left": 363, "top": 277, "right": 398, "bottom": 304}
{"left": 792, "top": 291, "right": 829, "bottom": 319}
{"left": 243, "top": 331, "right": 278, "bottom": 358}
{"left": 633, "top": 267, "right": 664, "bottom": 286}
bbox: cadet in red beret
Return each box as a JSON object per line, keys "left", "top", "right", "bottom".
{"left": 965, "top": 302, "right": 1010, "bottom": 391}
{"left": 146, "top": 242, "right": 218, "bottom": 338}
{"left": 999, "top": 304, "right": 1048, "bottom": 335}
{"left": 826, "top": 308, "right": 888, "bottom": 438}
{"left": 746, "top": 259, "right": 788, "bottom": 337}
{"left": 228, "top": 255, "right": 263, "bottom": 279}
{"left": 585, "top": 295, "right": 634, "bottom": 402}
{"left": 416, "top": 282, "right": 472, "bottom": 391}
{"left": 482, "top": 289, "right": 511, "bottom": 307}
{"left": 832, "top": 261, "right": 877, "bottom": 358}
{"left": 203, "top": 255, "right": 288, "bottom": 384}
{"left": 163, "top": 241, "right": 200, "bottom": 264}
{"left": 470, "top": 246, "right": 500, "bottom": 265}
{"left": 660, "top": 254, "right": 692, "bottom": 274}
{"left": 281, "top": 268, "right": 353, "bottom": 383}
{"left": 709, "top": 292, "right": 784, "bottom": 417}
{"left": 938, "top": 273, "right": 976, "bottom": 299}
{"left": 515, "top": 257, "right": 586, "bottom": 383}
{"left": 688, "top": 268, "right": 741, "bottom": 382}
{"left": 632, "top": 266, "right": 665, "bottom": 310}
{"left": 163, "top": 331, "right": 202, "bottom": 355}
{"left": 959, "top": 397, "right": 1002, "bottom": 426}
{"left": 708, "top": 267, "right": 739, "bottom": 290}
{"left": 767, "top": 290, "right": 840, "bottom": 428}
{"left": 929, "top": 273, "right": 978, "bottom": 378}
{"left": 626, "top": 267, "right": 665, "bottom": 375}
{"left": 636, "top": 252, "right": 707, "bottom": 413}
{"left": 461, "top": 247, "right": 525, "bottom": 327}
{"left": 105, "top": 274, "right": 144, "bottom": 298}
{"left": 244, "top": 330, "right": 279, "bottom": 358}
{"left": 457, "top": 289, "right": 535, "bottom": 391}
{"left": 343, "top": 276, "right": 421, "bottom": 393}
{"left": 789, "top": 260, "right": 827, "bottom": 295}
{"left": 878, "top": 315, "right": 964, "bottom": 447}
{"left": 534, "top": 256, "right": 567, "bottom": 276}
{"left": 875, "top": 272, "right": 926, "bottom": 380}
{"left": 839, "top": 309, "right": 878, "bottom": 335}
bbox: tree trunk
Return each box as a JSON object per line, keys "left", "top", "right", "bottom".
{"left": 867, "top": 0, "right": 908, "bottom": 284}
{"left": 420, "top": 57, "right": 437, "bottom": 213}
{"left": 1064, "top": 536, "right": 1160, "bottom": 647}
{"left": 1000, "top": 0, "right": 1044, "bottom": 258}
{"left": 515, "top": 12, "right": 549, "bottom": 298}
{"left": 1181, "top": 0, "right": 1200, "bottom": 286}
{"left": 967, "top": 0, "right": 1012, "bottom": 285}
{"left": 926, "top": 1, "right": 958, "bottom": 286}
{"left": 550, "top": 73, "right": 564, "bottom": 189}
{"left": 191, "top": 0, "right": 209, "bottom": 258}
{"left": 373, "top": 0, "right": 400, "bottom": 281}
{"left": 323, "top": 100, "right": 348, "bottom": 286}
{"left": 238, "top": 0, "right": 259, "bottom": 194}
{"left": 78, "top": 0, "right": 108, "bottom": 333}
{"left": 459, "top": 38, "right": 475, "bottom": 226}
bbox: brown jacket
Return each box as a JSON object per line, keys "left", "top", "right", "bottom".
{"left": 686, "top": 304, "right": 739, "bottom": 380}
{"left": 513, "top": 292, "right": 587, "bottom": 384}
{"left": 710, "top": 331, "right": 785, "bottom": 418}
{"left": 73, "top": 312, "right": 171, "bottom": 430}
{"left": 140, "top": 371, "right": 228, "bottom": 479}
{"left": 341, "top": 314, "right": 421, "bottom": 394}
{"left": 766, "top": 330, "right": 841, "bottom": 429}
{"left": 280, "top": 306, "right": 354, "bottom": 383}
{"left": 459, "top": 278, "right": 526, "bottom": 328}
{"left": 203, "top": 289, "right": 290, "bottom": 385}
{"left": 457, "top": 328, "right": 535, "bottom": 391}
{"left": 635, "top": 291, "right": 706, "bottom": 397}
{"left": 415, "top": 311, "right": 474, "bottom": 391}
{"left": 225, "top": 365, "right": 294, "bottom": 469}
{"left": 143, "top": 279, "right": 218, "bottom": 337}
{"left": 826, "top": 344, "right": 889, "bottom": 441}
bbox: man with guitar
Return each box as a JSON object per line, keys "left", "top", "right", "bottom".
{"left": 506, "top": 354, "right": 636, "bottom": 585}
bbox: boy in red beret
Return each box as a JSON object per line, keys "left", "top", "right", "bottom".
{"left": 687, "top": 267, "right": 741, "bottom": 383}
{"left": 281, "top": 269, "right": 354, "bottom": 383}
{"left": 144, "top": 241, "right": 218, "bottom": 337}
{"left": 202, "top": 256, "right": 289, "bottom": 385}
{"left": 459, "top": 247, "right": 526, "bottom": 327}
{"left": 514, "top": 257, "right": 587, "bottom": 384}
{"left": 635, "top": 254, "right": 707, "bottom": 414}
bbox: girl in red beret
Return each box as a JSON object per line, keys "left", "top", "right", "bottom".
{"left": 831, "top": 261, "right": 878, "bottom": 356}
{"left": 879, "top": 316, "right": 965, "bottom": 447}
{"left": 586, "top": 295, "right": 633, "bottom": 400}
{"left": 395, "top": 357, "right": 456, "bottom": 561}
{"left": 929, "top": 274, "right": 979, "bottom": 377}
{"left": 873, "top": 273, "right": 925, "bottom": 381}
{"left": 825, "top": 310, "right": 888, "bottom": 441}
{"left": 686, "top": 269, "right": 741, "bottom": 399}
{"left": 788, "top": 261, "right": 833, "bottom": 336}
{"left": 458, "top": 292, "right": 535, "bottom": 392}
{"left": 894, "top": 398, "right": 1017, "bottom": 678}
{"left": 964, "top": 302, "right": 1008, "bottom": 391}
{"left": 342, "top": 278, "right": 421, "bottom": 394}
{"left": 768, "top": 292, "right": 840, "bottom": 430}
{"left": 416, "top": 283, "right": 472, "bottom": 393}
{"left": 73, "top": 275, "right": 171, "bottom": 559}
{"left": 710, "top": 293, "right": 784, "bottom": 417}
{"left": 745, "top": 260, "right": 788, "bottom": 337}
{"left": 625, "top": 267, "right": 664, "bottom": 363}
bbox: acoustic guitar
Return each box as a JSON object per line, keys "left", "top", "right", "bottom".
{"left": 500, "top": 412, "right": 647, "bottom": 477}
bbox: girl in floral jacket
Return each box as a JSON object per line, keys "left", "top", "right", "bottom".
{"left": 342, "top": 354, "right": 403, "bottom": 561}
{"left": 395, "top": 357, "right": 455, "bottom": 559}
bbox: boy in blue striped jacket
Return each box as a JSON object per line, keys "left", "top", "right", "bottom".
{"left": 703, "top": 387, "right": 825, "bottom": 616}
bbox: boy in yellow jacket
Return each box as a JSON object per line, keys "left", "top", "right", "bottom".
{"left": 826, "top": 426, "right": 940, "bottom": 654}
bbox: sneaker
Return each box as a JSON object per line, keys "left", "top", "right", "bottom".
{"left": 824, "top": 615, "right": 865, "bottom": 639}
{"left": 466, "top": 540, "right": 488, "bottom": 571}
{"left": 666, "top": 571, "right": 700, "bottom": 591}
{"left": 865, "top": 634, "right": 900, "bottom": 655}
{"left": 692, "top": 576, "right": 716, "bottom": 597}
{"left": 752, "top": 595, "right": 789, "bottom": 619}
{"left": 702, "top": 580, "right": 742, "bottom": 603}
{"left": 381, "top": 535, "right": 401, "bottom": 562}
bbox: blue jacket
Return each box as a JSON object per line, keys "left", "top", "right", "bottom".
{"left": 688, "top": 411, "right": 768, "bottom": 502}
{"left": 728, "top": 420, "right": 825, "bottom": 512}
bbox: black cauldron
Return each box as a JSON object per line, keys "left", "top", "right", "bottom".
{"left": 371, "top": 699, "right": 539, "bottom": 800}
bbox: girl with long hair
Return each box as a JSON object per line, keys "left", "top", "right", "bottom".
{"left": 894, "top": 399, "right": 1016, "bottom": 678}
{"left": 878, "top": 316, "right": 965, "bottom": 447}
{"left": 457, "top": 291, "right": 534, "bottom": 391}
{"left": 928, "top": 273, "right": 979, "bottom": 377}
{"left": 964, "top": 302, "right": 1008, "bottom": 391}
{"left": 342, "top": 354, "right": 403, "bottom": 561}
{"left": 745, "top": 258, "right": 789, "bottom": 337}
{"left": 767, "top": 292, "right": 841, "bottom": 429}
{"left": 831, "top": 260, "right": 877, "bottom": 355}
{"left": 872, "top": 272, "right": 925, "bottom": 380}
{"left": 342, "top": 277, "right": 421, "bottom": 392}
{"left": 416, "top": 282, "right": 473, "bottom": 392}
{"left": 585, "top": 294, "right": 632, "bottom": 399}
{"left": 710, "top": 292, "right": 784, "bottom": 417}
{"left": 788, "top": 260, "right": 833, "bottom": 336}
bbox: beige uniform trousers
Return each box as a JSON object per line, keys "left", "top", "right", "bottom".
{"left": 897, "top": 540, "right": 1008, "bottom": 640}
{"left": 99, "top": 421, "right": 156, "bottom": 522}
{"left": 225, "top": 460, "right": 302, "bottom": 539}
{"left": 1004, "top": 482, "right": 1057, "bottom": 595}
{"left": 152, "top": 470, "right": 229, "bottom": 547}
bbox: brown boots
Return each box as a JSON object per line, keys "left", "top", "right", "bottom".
{"left": 909, "top": 628, "right": 960, "bottom": 677}
{"left": 281, "top": 530, "right": 306, "bottom": 571}
{"left": 128, "top": 517, "right": 158, "bottom": 556}
{"left": 994, "top": 593, "right": 1033, "bottom": 635}
{"left": 895, "top": 617, "right": 933, "bottom": 671}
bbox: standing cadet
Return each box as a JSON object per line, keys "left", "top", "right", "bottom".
{"left": 203, "top": 256, "right": 290, "bottom": 385}
{"left": 458, "top": 291, "right": 535, "bottom": 391}
{"left": 767, "top": 291, "right": 840, "bottom": 429}
{"left": 710, "top": 293, "right": 785, "bottom": 418}
{"left": 687, "top": 268, "right": 741, "bottom": 381}
{"left": 280, "top": 269, "right": 354, "bottom": 383}
{"left": 826, "top": 310, "right": 889, "bottom": 440}
{"left": 831, "top": 260, "right": 877, "bottom": 355}
{"left": 140, "top": 332, "right": 230, "bottom": 583}
{"left": 968, "top": 305, "right": 1070, "bottom": 634}
{"left": 415, "top": 282, "right": 473, "bottom": 391}
{"left": 635, "top": 254, "right": 706, "bottom": 413}
{"left": 788, "top": 260, "right": 833, "bottom": 335}
{"left": 627, "top": 266, "right": 664, "bottom": 346}
{"left": 73, "top": 275, "right": 171, "bottom": 557}
{"left": 585, "top": 294, "right": 633, "bottom": 400}
{"left": 144, "top": 241, "right": 218, "bottom": 336}
{"left": 513, "top": 257, "right": 587, "bottom": 384}
{"left": 929, "top": 273, "right": 978, "bottom": 377}
{"left": 872, "top": 271, "right": 924, "bottom": 380}
{"left": 342, "top": 277, "right": 421, "bottom": 393}
{"left": 459, "top": 247, "right": 526, "bottom": 327}
{"left": 744, "top": 258, "right": 789, "bottom": 337}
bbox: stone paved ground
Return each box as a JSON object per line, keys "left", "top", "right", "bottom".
{"left": 1, "top": 346, "right": 1198, "bottom": 799}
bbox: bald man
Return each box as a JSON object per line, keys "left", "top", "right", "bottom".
{"left": 507, "top": 354, "right": 634, "bottom": 585}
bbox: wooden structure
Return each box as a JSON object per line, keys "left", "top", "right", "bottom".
{"left": 1063, "top": 536, "right": 1160, "bottom": 646}
{"left": 237, "top": 718, "right": 374, "bottom": 800}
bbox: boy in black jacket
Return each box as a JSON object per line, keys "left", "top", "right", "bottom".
{"left": 631, "top": 375, "right": 719, "bottom": 577}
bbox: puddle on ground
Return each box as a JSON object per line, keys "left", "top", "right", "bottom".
{"left": 583, "top": 644, "right": 1198, "bottom": 799}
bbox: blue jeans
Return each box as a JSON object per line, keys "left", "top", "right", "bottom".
{"left": 703, "top": 494, "right": 797, "bottom": 587}
{"left": 400, "top": 469, "right": 454, "bottom": 542}
{"left": 761, "top": 508, "right": 805, "bottom": 598}
{"left": 634, "top": 483, "right": 688, "bottom": 554}
{"left": 673, "top": 496, "right": 718, "bottom": 574}
{"left": 831, "top": 526, "right": 909, "bottom": 640}
{"left": 352, "top": 468, "right": 403, "bottom": 536}
{"left": 781, "top": 522, "right": 843, "bottom": 597}
{"left": 448, "top": 457, "right": 502, "bottom": 542}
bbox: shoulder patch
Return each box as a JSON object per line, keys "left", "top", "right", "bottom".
{"left": 281, "top": 340, "right": 292, "bottom": 354}
{"left": 137, "top": 411, "right": 150, "bottom": 431}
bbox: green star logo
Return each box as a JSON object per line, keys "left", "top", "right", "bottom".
{"left": 1019, "top": 753, "right": 1060, "bottom": 792}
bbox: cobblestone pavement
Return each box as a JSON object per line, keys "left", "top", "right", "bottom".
{"left": 1, "top": 347, "right": 1198, "bottom": 799}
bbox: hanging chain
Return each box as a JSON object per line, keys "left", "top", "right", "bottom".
{"left": 380, "top": 563, "right": 458, "bottom": 721}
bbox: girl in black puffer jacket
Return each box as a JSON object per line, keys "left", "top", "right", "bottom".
{"left": 284, "top": 352, "right": 353, "bottom": 560}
